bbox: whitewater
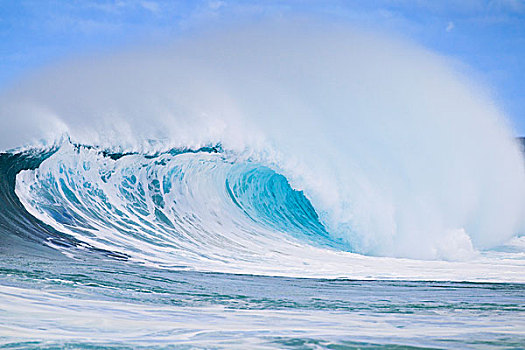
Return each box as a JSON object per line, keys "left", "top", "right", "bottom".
{"left": 0, "top": 22, "right": 524, "bottom": 349}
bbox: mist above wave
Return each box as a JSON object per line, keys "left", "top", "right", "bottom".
{"left": 2, "top": 20, "right": 525, "bottom": 259}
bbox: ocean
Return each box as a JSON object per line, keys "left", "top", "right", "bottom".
{"left": 1, "top": 23, "right": 525, "bottom": 349}
{"left": 0, "top": 144, "right": 524, "bottom": 349}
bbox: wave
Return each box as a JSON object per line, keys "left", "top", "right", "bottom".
{"left": 14, "top": 141, "right": 344, "bottom": 267}
{"left": 1, "top": 21, "right": 525, "bottom": 281}
{"left": 0, "top": 140, "right": 517, "bottom": 282}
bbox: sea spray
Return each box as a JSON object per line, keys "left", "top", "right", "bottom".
{"left": 1, "top": 21, "right": 524, "bottom": 260}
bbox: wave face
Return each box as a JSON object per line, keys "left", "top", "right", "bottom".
{"left": 1, "top": 22, "right": 525, "bottom": 266}
{"left": 14, "top": 142, "right": 346, "bottom": 271}
{"left": 0, "top": 141, "right": 520, "bottom": 282}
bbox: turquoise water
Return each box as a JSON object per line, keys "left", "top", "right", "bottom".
{"left": 0, "top": 146, "right": 524, "bottom": 349}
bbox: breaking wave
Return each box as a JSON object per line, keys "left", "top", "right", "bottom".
{"left": 1, "top": 21, "right": 525, "bottom": 280}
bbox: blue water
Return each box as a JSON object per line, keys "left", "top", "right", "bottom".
{"left": 1, "top": 250, "right": 524, "bottom": 349}
{"left": 1, "top": 144, "right": 524, "bottom": 349}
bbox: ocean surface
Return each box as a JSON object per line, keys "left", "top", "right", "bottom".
{"left": 0, "top": 144, "right": 524, "bottom": 349}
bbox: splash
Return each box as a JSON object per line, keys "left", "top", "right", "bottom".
{"left": 1, "top": 21, "right": 525, "bottom": 261}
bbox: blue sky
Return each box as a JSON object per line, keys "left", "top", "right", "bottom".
{"left": 1, "top": 0, "right": 525, "bottom": 133}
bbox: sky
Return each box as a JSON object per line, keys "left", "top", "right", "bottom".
{"left": 1, "top": 0, "right": 525, "bottom": 133}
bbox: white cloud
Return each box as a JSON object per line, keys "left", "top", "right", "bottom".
{"left": 85, "top": 1, "right": 127, "bottom": 14}
{"left": 209, "top": 1, "right": 226, "bottom": 10}
{"left": 446, "top": 21, "right": 455, "bottom": 32}
{"left": 141, "top": 1, "right": 160, "bottom": 14}
{"left": 488, "top": 0, "right": 525, "bottom": 13}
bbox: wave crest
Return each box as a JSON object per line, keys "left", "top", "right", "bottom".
{"left": 15, "top": 143, "right": 345, "bottom": 270}
{"left": 3, "top": 21, "right": 525, "bottom": 262}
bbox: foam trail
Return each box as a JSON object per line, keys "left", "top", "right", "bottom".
{"left": 2, "top": 21, "right": 525, "bottom": 261}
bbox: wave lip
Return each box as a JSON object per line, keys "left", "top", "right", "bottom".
{"left": 3, "top": 141, "right": 522, "bottom": 282}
